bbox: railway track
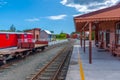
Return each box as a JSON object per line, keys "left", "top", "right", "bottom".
{"left": 0, "top": 41, "right": 69, "bottom": 70}
{"left": 29, "top": 44, "right": 73, "bottom": 80}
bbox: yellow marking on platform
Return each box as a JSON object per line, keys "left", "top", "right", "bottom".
{"left": 77, "top": 47, "right": 85, "bottom": 80}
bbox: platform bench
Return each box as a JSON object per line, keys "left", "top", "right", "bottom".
{"left": 113, "top": 48, "right": 120, "bottom": 56}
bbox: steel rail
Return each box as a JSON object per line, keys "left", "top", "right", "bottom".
{"left": 52, "top": 47, "right": 72, "bottom": 80}
{"left": 30, "top": 46, "right": 68, "bottom": 80}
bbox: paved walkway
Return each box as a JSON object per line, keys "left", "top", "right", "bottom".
{"left": 66, "top": 40, "right": 120, "bottom": 80}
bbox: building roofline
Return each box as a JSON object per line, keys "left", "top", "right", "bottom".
{"left": 75, "top": 3, "right": 120, "bottom": 18}
{"left": 25, "top": 28, "right": 41, "bottom": 32}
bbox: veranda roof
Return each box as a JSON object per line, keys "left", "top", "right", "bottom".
{"left": 74, "top": 4, "right": 120, "bottom": 32}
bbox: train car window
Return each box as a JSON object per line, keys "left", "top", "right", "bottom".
{"left": 17, "top": 34, "right": 21, "bottom": 39}
{"left": 36, "top": 35, "right": 39, "bottom": 40}
{"left": 6, "top": 34, "right": 9, "bottom": 40}
{"left": 24, "top": 34, "right": 27, "bottom": 38}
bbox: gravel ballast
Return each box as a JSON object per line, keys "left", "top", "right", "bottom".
{"left": 0, "top": 45, "right": 66, "bottom": 80}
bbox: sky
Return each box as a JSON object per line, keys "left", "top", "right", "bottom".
{"left": 0, "top": 0, "right": 120, "bottom": 34}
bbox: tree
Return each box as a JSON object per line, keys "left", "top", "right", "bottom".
{"left": 50, "top": 31, "right": 54, "bottom": 33}
{"left": 16, "top": 30, "right": 22, "bottom": 32}
{"left": 71, "top": 32, "right": 80, "bottom": 35}
{"left": 92, "top": 31, "right": 95, "bottom": 40}
{"left": 10, "top": 24, "right": 16, "bottom": 32}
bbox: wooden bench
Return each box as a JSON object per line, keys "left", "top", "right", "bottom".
{"left": 113, "top": 47, "right": 120, "bottom": 56}
{"left": 98, "top": 41, "right": 104, "bottom": 49}
{"left": 106, "top": 44, "right": 114, "bottom": 52}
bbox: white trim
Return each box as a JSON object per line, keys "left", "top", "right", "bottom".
{"left": 0, "top": 32, "right": 32, "bottom": 35}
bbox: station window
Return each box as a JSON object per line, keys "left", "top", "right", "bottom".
{"left": 99, "top": 31, "right": 103, "bottom": 41}
{"left": 104, "top": 32, "right": 106, "bottom": 41}
{"left": 6, "top": 34, "right": 9, "bottom": 40}
{"left": 116, "top": 23, "right": 120, "bottom": 44}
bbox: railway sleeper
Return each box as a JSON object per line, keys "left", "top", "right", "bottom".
{"left": 41, "top": 72, "right": 55, "bottom": 76}
{"left": 51, "top": 61, "right": 60, "bottom": 63}
{"left": 45, "top": 69, "right": 57, "bottom": 72}
{"left": 58, "top": 71, "right": 68, "bottom": 79}
{"left": 52, "top": 62, "right": 61, "bottom": 65}
{"left": 41, "top": 71, "right": 53, "bottom": 76}
{"left": 53, "top": 60, "right": 63, "bottom": 62}
{"left": 58, "top": 76, "right": 66, "bottom": 80}
{"left": 38, "top": 76, "right": 51, "bottom": 80}
{"left": 47, "top": 66, "right": 58, "bottom": 68}
{"left": 49, "top": 64, "right": 60, "bottom": 66}
{"left": 44, "top": 69, "right": 58, "bottom": 73}
{"left": 47, "top": 67, "right": 58, "bottom": 70}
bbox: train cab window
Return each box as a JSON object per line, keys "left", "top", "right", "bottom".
{"left": 6, "top": 34, "right": 9, "bottom": 40}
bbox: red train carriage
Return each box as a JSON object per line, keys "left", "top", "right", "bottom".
{"left": 0, "top": 32, "right": 33, "bottom": 49}
{"left": 17, "top": 32, "right": 33, "bottom": 43}
{"left": 0, "top": 32, "right": 18, "bottom": 48}
{"left": 71, "top": 34, "right": 78, "bottom": 39}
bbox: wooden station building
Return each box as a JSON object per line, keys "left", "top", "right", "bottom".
{"left": 74, "top": 3, "right": 120, "bottom": 64}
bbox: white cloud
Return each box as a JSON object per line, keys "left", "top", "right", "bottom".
{"left": 73, "top": 14, "right": 82, "bottom": 17}
{"left": 47, "top": 14, "right": 67, "bottom": 20}
{"left": 60, "top": 0, "right": 120, "bottom": 14}
{"left": 60, "top": 0, "right": 67, "bottom": 5}
{"left": 0, "top": 0, "right": 7, "bottom": 7}
{"left": 25, "top": 18, "right": 40, "bottom": 22}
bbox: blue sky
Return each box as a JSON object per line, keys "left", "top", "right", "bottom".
{"left": 0, "top": 0, "right": 119, "bottom": 34}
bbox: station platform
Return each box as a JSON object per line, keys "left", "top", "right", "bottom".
{"left": 66, "top": 40, "right": 120, "bottom": 80}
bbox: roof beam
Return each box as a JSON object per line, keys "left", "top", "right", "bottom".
{"left": 81, "top": 22, "right": 89, "bottom": 31}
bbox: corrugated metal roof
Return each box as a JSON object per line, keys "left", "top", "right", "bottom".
{"left": 44, "top": 30, "right": 52, "bottom": 34}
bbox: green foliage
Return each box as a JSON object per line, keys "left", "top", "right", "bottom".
{"left": 0, "top": 30, "right": 9, "bottom": 32}
{"left": 50, "top": 31, "right": 54, "bottom": 33}
{"left": 92, "top": 31, "right": 95, "bottom": 40}
{"left": 0, "top": 24, "right": 17, "bottom": 32}
{"left": 71, "top": 32, "right": 79, "bottom": 35}
{"left": 56, "top": 33, "right": 67, "bottom": 39}
{"left": 16, "top": 30, "right": 23, "bottom": 32}
{"left": 23, "top": 29, "right": 31, "bottom": 32}
{"left": 82, "top": 31, "right": 95, "bottom": 40}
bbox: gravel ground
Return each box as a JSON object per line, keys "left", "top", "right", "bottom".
{"left": 0, "top": 45, "right": 66, "bottom": 80}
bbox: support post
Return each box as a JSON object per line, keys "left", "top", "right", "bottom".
{"left": 84, "top": 28, "right": 85, "bottom": 52}
{"left": 89, "top": 22, "right": 92, "bottom": 64}
{"left": 80, "top": 31, "right": 82, "bottom": 48}
{"left": 34, "top": 29, "right": 36, "bottom": 40}
{"left": 95, "top": 24, "right": 99, "bottom": 47}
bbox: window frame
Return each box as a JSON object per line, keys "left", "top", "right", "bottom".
{"left": 116, "top": 22, "right": 120, "bottom": 45}
{"left": 6, "top": 34, "right": 9, "bottom": 40}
